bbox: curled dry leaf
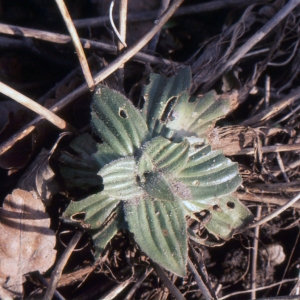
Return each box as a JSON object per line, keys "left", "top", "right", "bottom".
{"left": 19, "top": 148, "right": 59, "bottom": 206}
{"left": 0, "top": 189, "right": 56, "bottom": 298}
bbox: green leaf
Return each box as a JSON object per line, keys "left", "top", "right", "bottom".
{"left": 124, "top": 197, "right": 187, "bottom": 277}
{"left": 184, "top": 195, "right": 253, "bottom": 239}
{"left": 138, "top": 136, "right": 189, "bottom": 175}
{"left": 63, "top": 193, "right": 119, "bottom": 230}
{"left": 91, "top": 205, "right": 125, "bottom": 258}
{"left": 177, "top": 138, "right": 242, "bottom": 200}
{"left": 165, "top": 90, "right": 232, "bottom": 139}
{"left": 92, "top": 86, "right": 150, "bottom": 157}
{"left": 99, "top": 157, "right": 143, "bottom": 200}
{"left": 61, "top": 67, "right": 253, "bottom": 278}
{"left": 59, "top": 133, "right": 102, "bottom": 190}
{"left": 141, "top": 68, "right": 191, "bottom": 136}
{"left": 141, "top": 172, "right": 175, "bottom": 201}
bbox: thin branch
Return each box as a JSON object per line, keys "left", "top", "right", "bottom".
{"left": 124, "top": 267, "right": 153, "bottom": 300}
{"left": 218, "top": 278, "right": 297, "bottom": 300}
{"left": 0, "top": 81, "right": 76, "bottom": 132}
{"left": 231, "top": 143, "right": 300, "bottom": 156}
{"left": 242, "top": 86, "right": 300, "bottom": 126}
{"left": 0, "top": 83, "right": 87, "bottom": 156}
{"left": 251, "top": 206, "right": 261, "bottom": 300}
{"left": 116, "top": 0, "right": 128, "bottom": 88}
{"left": 43, "top": 230, "right": 84, "bottom": 300}
{"left": 202, "top": 0, "right": 300, "bottom": 91}
{"left": 187, "top": 257, "right": 216, "bottom": 300}
{"left": 148, "top": 0, "right": 170, "bottom": 51}
{"left": 247, "top": 192, "right": 300, "bottom": 229}
{"left": 234, "top": 192, "right": 300, "bottom": 209}
{"left": 244, "top": 181, "right": 300, "bottom": 194}
{"left": 276, "top": 151, "right": 290, "bottom": 182}
{"left": 73, "top": 0, "right": 259, "bottom": 28}
{"left": 0, "top": 23, "right": 174, "bottom": 66}
{"left": 0, "top": 0, "right": 183, "bottom": 156}
{"left": 55, "top": 0, "right": 94, "bottom": 91}
{"left": 151, "top": 261, "right": 185, "bottom": 300}
{"left": 118, "top": 0, "right": 128, "bottom": 51}
{"left": 223, "top": 0, "right": 300, "bottom": 71}
{"left": 93, "top": 0, "right": 185, "bottom": 85}
{"left": 34, "top": 273, "right": 65, "bottom": 300}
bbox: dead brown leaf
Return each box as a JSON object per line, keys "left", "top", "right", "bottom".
{"left": 0, "top": 189, "right": 56, "bottom": 298}
{"left": 19, "top": 148, "right": 59, "bottom": 206}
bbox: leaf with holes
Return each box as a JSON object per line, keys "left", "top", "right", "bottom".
{"left": 62, "top": 68, "right": 253, "bottom": 277}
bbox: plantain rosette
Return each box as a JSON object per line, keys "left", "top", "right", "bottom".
{"left": 60, "top": 68, "right": 253, "bottom": 277}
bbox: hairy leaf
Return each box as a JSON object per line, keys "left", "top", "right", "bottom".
{"left": 91, "top": 205, "right": 125, "bottom": 257}
{"left": 99, "top": 157, "right": 143, "bottom": 200}
{"left": 124, "top": 197, "right": 187, "bottom": 277}
{"left": 63, "top": 193, "right": 119, "bottom": 230}
{"left": 61, "top": 68, "right": 253, "bottom": 277}
{"left": 92, "top": 86, "right": 150, "bottom": 157}
{"left": 138, "top": 136, "right": 189, "bottom": 175}
{"left": 141, "top": 68, "right": 191, "bottom": 136}
{"left": 165, "top": 90, "right": 232, "bottom": 139}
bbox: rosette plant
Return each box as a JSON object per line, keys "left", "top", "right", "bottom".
{"left": 60, "top": 68, "right": 253, "bottom": 277}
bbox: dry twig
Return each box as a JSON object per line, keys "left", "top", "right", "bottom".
{"left": 73, "top": 0, "right": 258, "bottom": 28}
{"left": 251, "top": 206, "right": 262, "bottom": 300}
{"left": 55, "top": 0, "right": 94, "bottom": 90}
{"left": 0, "top": 81, "right": 76, "bottom": 132}
{"left": 0, "top": 0, "right": 183, "bottom": 156}
{"left": 43, "top": 230, "right": 84, "bottom": 300}
{"left": 0, "top": 23, "right": 174, "bottom": 65}
{"left": 151, "top": 261, "right": 185, "bottom": 300}
{"left": 247, "top": 192, "right": 300, "bottom": 229}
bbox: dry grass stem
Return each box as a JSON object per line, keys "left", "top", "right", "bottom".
{"left": 199, "top": 0, "right": 300, "bottom": 91}
{"left": 242, "top": 86, "right": 300, "bottom": 126}
{"left": 43, "top": 231, "right": 84, "bottom": 300}
{"left": 223, "top": 0, "right": 300, "bottom": 71}
{"left": 0, "top": 81, "right": 75, "bottom": 132}
{"left": 218, "top": 278, "right": 298, "bottom": 300}
{"left": 248, "top": 192, "right": 300, "bottom": 229}
{"left": 251, "top": 206, "right": 261, "bottom": 300}
{"left": 73, "top": 0, "right": 257, "bottom": 28}
{"left": 109, "top": 0, "right": 127, "bottom": 48}
{"left": 276, "top": 152, "right": 290, "bottom": 182}
{"left": 124, "top": 268, "right": 154, "bottom": 300}
{"left": 118, "top": 0, "right": 127, "bottom": 56}
{"left": 55, "top": 0, "right": 94, "bottom": 91}
{"left": 187, "top": 257, "right": 216, "bottom": 300}
{"left": 93, "top": 0, "right": 184, "bottom": 85}
{"left": 118, "top": 0, "right": 128, "bottom": 51}
{"left": 116, "top": 0, "right": 128, "bottom": 84}
{"left": 232, "top": 143, "right": 300, "bottom": 156}
{"left": 0, "top": 23, "right": 174, "bottom": 65}
{"left": 235, "top": 192, "right": 300, "bottom": 210}
{"left": 151, "top": 261, "right": 185, "bottom": 300}
{"left": 0, "top": 0, "right": 183, "bottom": 156}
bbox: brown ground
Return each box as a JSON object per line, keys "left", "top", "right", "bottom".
{"left": 0, "top": 0, "right": 300, "bottom": 299}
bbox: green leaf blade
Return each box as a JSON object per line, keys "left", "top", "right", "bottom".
{"left": 177, "top": 140, "right": 242, "bottom": 201}
{"left": 63, "top": 193, "right": 120, "bottom": 230}
{"left": 99, "top": 157, "right": 143, "bottom": 200}
{"left": 165, "top": 90, "right": 232, "bottom": 139}
{"left": 92, "top": 86, "right": 150, "bottom": 157}
{"left": 91, "top": 205, "right": 125, "bottom": 258}
{"left": 141, "top": 68, "right": 191, "bottom": 136}
{"left": 139, "top": 136, "right": 189, "bottom": 174}
{"left": 184, "top": 195, "right": 253, "bottom": 239}
{"left": 124, "top": 197, "right": 187, "bottom": 277}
